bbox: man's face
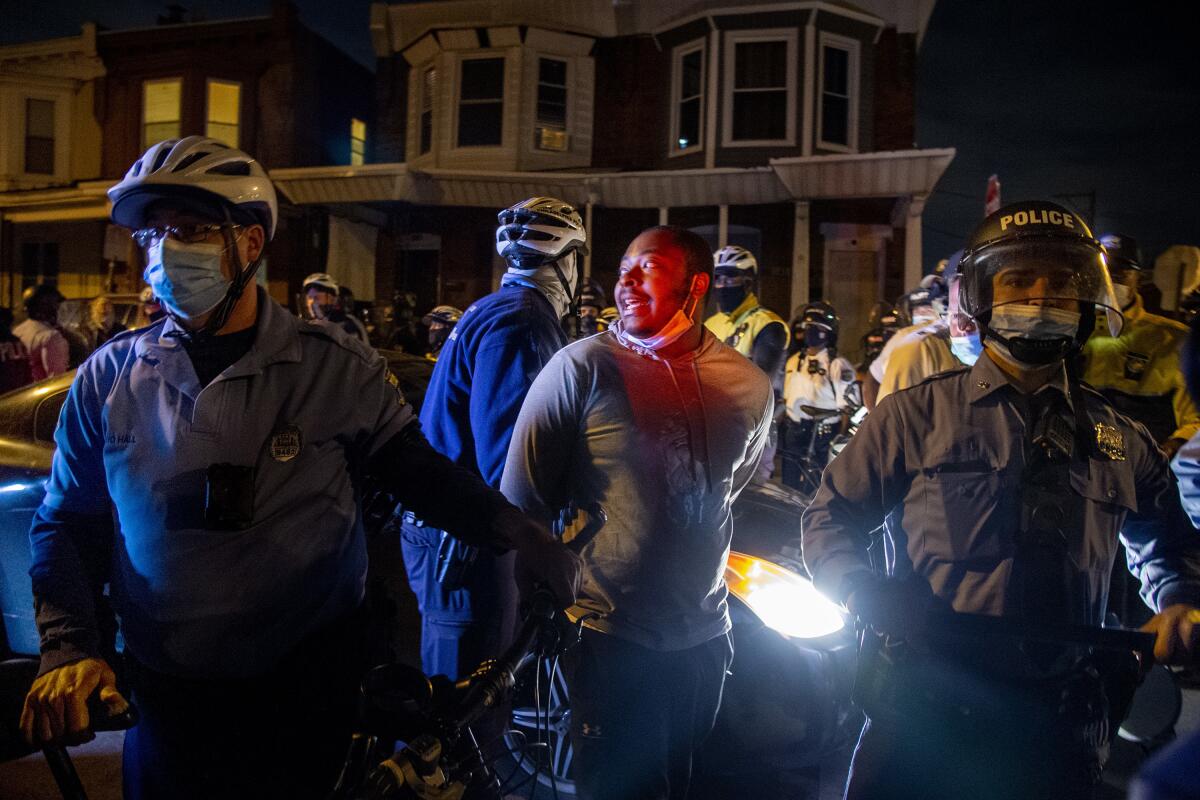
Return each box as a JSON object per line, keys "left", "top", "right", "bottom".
{"left": 141, "top": 207, "right": 264, "bottom": 282}
{"left": 947, "top": 276, "right": 976, "bottom": 338}
{"left": 991, "top": 264, "right": 1077, "bottom": 311}
{"left": 615, "top": 229, "right": 701, "bottom": 338}
{"left": 306, "top": 288, "right": 337, "bottom": 319}
{"left": 91, "top": 299, "right": 114, "bottom": 328}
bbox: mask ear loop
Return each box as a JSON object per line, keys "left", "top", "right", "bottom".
{"left": 681, "top": 275, "right": 702, "bottom": 321}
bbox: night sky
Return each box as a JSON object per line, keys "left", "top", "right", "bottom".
{"left": 2, "top": 1, "right": 1196, "bottom": 272}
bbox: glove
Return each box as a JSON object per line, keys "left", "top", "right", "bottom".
{"left": 20, "top": 657, "right": 128, "bottom": 746}
{"left": 493, "top": 506, "right": 582, "bottom": 608}
{"left": 1140, "top": 604, "right": 1200, "bottom": 665}
{"left": 846, "top": 574, "right": 942, "bottom": 641}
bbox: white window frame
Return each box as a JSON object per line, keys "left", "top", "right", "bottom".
{"left": 721, "top": 28, "right": 798, "bottom": 148}
{"left": 204, "top": 78, "right": 242, "bottom": 148}
{"left": 669, "top": 38, "right": 706, "bottom": 157}
{"left": 418, "top": 64, "right": 436, "bottom": 156}
{"left": 816, "top": 32, "right": 860, "bottom": 153}
{"left": 452, "top": 51, "right": 507, "bottom": 151}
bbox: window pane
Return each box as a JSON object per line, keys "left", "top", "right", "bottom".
{"left": 734, "top": 41, "right": 787, "bottom": 90}
{"left": 420, "top": 110, "right": 433, "bottom": 154}
{"left": 205, "top": 121, "right": 239, "bottom": 148}
{"left": 681, "top": 49, "right": 703, "bottom": 99}
{"left": 458, "top": 103, "right": 503, "bottom": 146}
{"left": 823, "top": 46, "right": 849, "bottom": 95}
{"left": 421, "top": 68, "right": 436, "bottom": 111}
{"left": 207, "top": 80, "right": 240, "bottom": 125}
{"left": 538, "top": 58, "right": 567, "bottom": 87}
{"left": 821, "top": 95, "right": 849, "bottom": 145}
{"left": 460, "top": 58, "right": 504, "bottom": 101}
{"left": 25, "top": 138, "right": 54, "bottom": 174}
{"left": 732, "top": 90, "right": 787, "bottom": 140}
{"left": 144, "top": 79, "right": 181, "bottom": 124}
{"left": 27, "top": 99, "right": 55, "bottom": 138}
{"left": 144, "top": 121, "right": 181, "bottom": 147}
{"left": 678, "top": 97, "right": 700, "bottom": 150}
{"left": 351, "top": 118, "right": 367, "bottom": 142}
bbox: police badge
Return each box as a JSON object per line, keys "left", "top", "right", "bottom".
{"left": 270, "top": 425, "right": 302, "bottom": 462}
{"left": 1094, "top": 423, "right": 1126, "bottom": 461}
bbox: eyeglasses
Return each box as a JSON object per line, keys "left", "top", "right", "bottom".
{"left": 131, "top": 224, "right": 239, "bottom": 249}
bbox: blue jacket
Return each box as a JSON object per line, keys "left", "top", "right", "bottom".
{"left": 420, "top": 284, "right": 566, "bottom": 488}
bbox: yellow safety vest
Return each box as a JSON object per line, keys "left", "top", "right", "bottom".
{"left": 703, "top": 292, "right": 789, "bottom": 358}
{"left": 1081, "top": 295, "right": 1199, "bottom": 443}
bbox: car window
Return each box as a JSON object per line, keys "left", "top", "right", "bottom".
{"left": 34, "top": 390, "right": 70, "bottom": 444}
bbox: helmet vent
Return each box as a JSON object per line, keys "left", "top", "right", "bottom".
{"left": 209, "top": 161, "right": 251, "bottom": 176}
{"left": 151, "top": 148, "right": 172, "bottom": 172}
{"left": 173, "top": 152, "right": 210, "bottom": 172}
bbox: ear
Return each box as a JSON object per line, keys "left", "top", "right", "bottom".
{"left": 244, "top": 224, "right": 266, "bottom": 263}
{"left": 691, "top": 272, "right": 711, "bottom": 297}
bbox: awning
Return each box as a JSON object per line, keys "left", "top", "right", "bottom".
{"left": 269, "top": 148, "right": 956, "bottom": 211}
{"left": 0, "top": 181, "right": 111, "bottom": 223}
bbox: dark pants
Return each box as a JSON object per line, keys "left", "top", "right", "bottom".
{"left": 122, "top": 609, "right": 367, "bottom": 800}
{"left": 780, "top": 418, "right": 835, "bottom": 492}
{"left": 399, "top": 521, "right": 518, "bottom": 681}
{"left": 563, "top": 629, "right": 733, "bottom": 800}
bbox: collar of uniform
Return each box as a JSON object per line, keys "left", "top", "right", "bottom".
{"left": 721, "top": 291, "right": 760, "bottom": 323}
{"left": 135, "top": 287, "right": 303, "bottom": 372}
{"left": 1120, "top": 293, "right": 1144, "bottom": 327}
{"left": 968, "top": 348, "right": 1072, "bottom": 408}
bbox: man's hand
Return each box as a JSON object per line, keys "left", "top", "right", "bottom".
{"left": 847, "top": 575, "right": 942, "bottom": 641}
{"left": 495, "top": 507, "right": 582, "bottom": 606}
{"left": 20, "top": 657, "right": 128, "bottom": 746}
{"left": 1141, "top": 604, "right": 1200, "bottom": 665}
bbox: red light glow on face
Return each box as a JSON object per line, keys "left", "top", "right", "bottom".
{"left": 615, "top": 229, "right": 692, "bottom": 338}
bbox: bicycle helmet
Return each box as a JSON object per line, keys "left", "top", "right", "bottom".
{"left": 422, "top": 305, "right": 464, "bottom": 326}
{"left": 713, "top": 245, "right": 758, "bottom": 278}
{"left": 303, "top": 273, "right": 340, "bottom": 294}
{"left": 108, "top": 136, "right": 277, "bottom": 239}
{"left": 496, "top": 196, "right": 588, "bottom": 268}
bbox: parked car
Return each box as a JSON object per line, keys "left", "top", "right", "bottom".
{"left": 0, "top": 352, "right": 862, "bottom": 795}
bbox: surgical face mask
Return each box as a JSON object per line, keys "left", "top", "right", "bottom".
{"left": 804, "top": 326, "right": 831, "bottom": 350}
{"left": 615, "top": 277, "right": 700, "bottom": 353}
{"left": 1112, "top": 283, "right": 1136, "bottom": 310}
{"left": 143, "top": 237, "right": 230, "bottom": 319}
{"left": 949, "top": 332, "right": 983, "bottom": 366}
{"left": 986, "top": 303, "right": 1081, "bottom": 367}
{"left": 716, "top": 285, "right": 747, "bottom": 313}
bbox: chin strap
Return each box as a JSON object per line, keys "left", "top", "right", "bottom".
{"left": 170, "top": 212, "right": 262, "bottom": 341}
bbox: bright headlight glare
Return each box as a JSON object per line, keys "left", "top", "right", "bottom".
{"left": 725, "top": 552, "right": 846, "bottom": 639}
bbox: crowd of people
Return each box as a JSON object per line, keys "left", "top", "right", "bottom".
{"left": 11, "top": 133, "right": 1200, "bottom": 800}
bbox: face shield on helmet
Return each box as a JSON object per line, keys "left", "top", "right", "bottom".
{"left": 959, "top": 201, "right": 1123, "bottom": 367}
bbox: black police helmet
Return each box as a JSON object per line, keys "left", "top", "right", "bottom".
{"left": 1099, "top": 233, "right": 1142, "bottom": 273}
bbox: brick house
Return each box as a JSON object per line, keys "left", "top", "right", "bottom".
{"left": 272, "top": 0, "right": 953, "bottom": 360}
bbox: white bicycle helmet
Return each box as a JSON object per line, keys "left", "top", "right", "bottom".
{"left": 496, "top": 196, "right": 588, "bottom": 268}
{"left": 303, "top": 273, "right": 340, "bottom": 294}
{"left": 108, "top": 136, "right": 278, "bottom": 239}
{"left": 713, "top": 245, "right": 758, "bottom": 277}
{"left": 422, "top": 305, "right": 464, "bottom": 326}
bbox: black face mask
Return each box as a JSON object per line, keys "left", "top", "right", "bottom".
{"left": 578, "top": 315, "right": 600, "bottom": 337}
{"left": 717, "top": 285, "right": 748, "bottom": 313}
{"left": 428, "top": 328, "right": 450, "bottom": 351}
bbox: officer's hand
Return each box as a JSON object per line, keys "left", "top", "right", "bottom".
{"left": 847, "top": 575, "right": 942, "bottom": 641}
{"left": 19, "top": 658, "right": 128, "bottom": 746}
{"left": 496, "top": 507, "right": 582, "bottom": 607}
{"left": 1141, "top": 604, "right": 1200, "bottom": 665}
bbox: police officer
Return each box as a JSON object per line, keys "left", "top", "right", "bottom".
{"left": 802, "top": 200, "right": 1200, "bottom": 800}
{"left": 421, "top": 304, "right": 463, "bottom": 361}
{"left": 302, "top": 271, "right": 370, "bottom": 345}
{"left": 863, "top": 279, "right": 948, "bottom": 409}
{"left": 403, "top": 196, "right": 587, "bottom": 686}
{"left": 575, "top": 277, "right": 607, "bottom": 339}
{"left": 18, "top": 138, "right": 580, "bottom": 800}
{"left": 1081, "top": 233, "right": 1198, "bottom": 458}
{"left": 857, "top": 303, "right": 907, "bottom": 379}
{"left": 781, "top": 302, "right": 857, "bottom": 491}
{"left": 704, "top": 245, "right": 789, "bottom": 375}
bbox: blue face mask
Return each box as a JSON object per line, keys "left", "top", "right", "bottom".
{"left": 144, "top": 237, "right": 231, "bottom": 319}
{"left": 949, "top": 332, "right": 982, "bottom": 365}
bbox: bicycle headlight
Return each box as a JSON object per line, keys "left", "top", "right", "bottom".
{"left": 725, "top": 552, "right": 846, "bottom": 639}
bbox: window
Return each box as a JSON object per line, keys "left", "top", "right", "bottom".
{"left": 350, "top": 118, "right": 367, "bottom": 165}
{"left": 205, "top": 79, "right": 241, "bottom": 147}
{"left": 536, "top": 58, "right": 568, "bottom": 128}
{"left": 457, "top": 57, "right": 504, "bottom": 147}
{"left": 723, "top": 30, "right": 797, "bottom": 146}
{"left": 20, "top": 242, "right": 59, "bottom": 291}
{"left": 143, "top": 78, "right": 182, "bottom": 149}
{"left": 670, "top": 41, "right": 704, "bottom": 155}
{"left": 24, "top": 99, "right": 55, "bottom": 174}
{"left": 419, "top": 67, "right": 436, "bottom": 155}
{"left": 818, "top": 34, "right": 859, "bottom": 150}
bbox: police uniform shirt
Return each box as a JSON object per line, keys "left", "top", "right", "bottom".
{"left": 802, "top": 350, "right": 1200, "bottom": 622}
{"left": 783, "top": 349, "right": 856, "bottom": 422}
{"left": 703, "top": 292, "right": 789, "bottom": 358}
{"left": 41, "top": 289, "right": 414, "bottom": 678}
{"left": 876, "top": 319, "right": 960, "bottom": 404}
{"left": 867, "top": 321, "right": 929, "bottom": 384}
{"left": 1081, "top": 294, "right": 1200, "bottom": 444}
